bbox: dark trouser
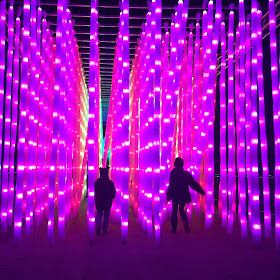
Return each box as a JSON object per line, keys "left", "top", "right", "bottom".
{"left": 96, "top": 209, "right": 111, "bottom": 232}
{"left": 171, "top": 202, "right": 189, "bottom": 231}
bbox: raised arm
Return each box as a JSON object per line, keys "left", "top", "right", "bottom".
{"left": 188, "top": 173, "right": 205, "bottom": 195}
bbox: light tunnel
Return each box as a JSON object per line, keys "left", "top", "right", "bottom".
{"left": 0, "top": 0, "right": 280, "bottom": 250}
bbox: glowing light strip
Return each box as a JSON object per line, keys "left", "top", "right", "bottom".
{"left": 8, "top": 16, "right": 20, "bottom": 226}
{"left": 34, "top": 6, "right": 42, "bottom": 227}
{"left": 48, "top": 0, "right": 63, "bottom": 245}
{"left": 14, "top": 0, "right": 30, "bottom": 246}
{"left": 121, "top": 0, "right": 130, "bottom": 244}
{"left": 153, "top": 0, "right": 162, "bottom": 245}
{"left": 268, "top": 0, "right": 280, "bottom": 249}
{"left": 25, "top": 0, "right": 38, "bottom": 236}
{"left": 1, "top": 2, "right": 14, "bottom": 232}
{"left": 245, "top": 20, "right": 252, "bottom": 227}
{"left": 220, "top": 21, "right": 227, "bottom": 227}
{"left": 36, "top": 14, "right": 47, "bottom": 227}
{"left": 88, "top": 0, "right": 99, "bottom": 243}
{"left": 57, "top": 2, "right": 67, "bottom": 240}
{"left": 205, "top": 0, "right": 221, "bottom": 229}
{"left": 227, "top": 7, "right": 235, "bottom": 235}
{"left": 256, "top": 10, "right": 271, "bottom": 238}
{"left": 0, "top": 1, "right": 5, "bottom": 196}
{"left": 250, "top": 0, "right": 261, "bottom": 244}
{"left": 238, "top": 0, "right": 247, "bottom": 238}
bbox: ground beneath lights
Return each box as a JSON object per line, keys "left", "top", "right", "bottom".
{"left": 0, "top": 201, "right": 279, "bottom": 280}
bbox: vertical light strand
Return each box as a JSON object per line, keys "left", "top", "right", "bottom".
{"left": 48, "top": 0, "right": 63, "bottom": 245}
{"left": 36, "top": 13, "right": 47, "bottom": 227}
{"left": 8, "top": 15, "right": 21, "bottom": 226}
{"left": 153, "top": 0, "right": 162, "bottom": 246}
{"left": 205, "top": 0, "right": 221, "bottom": 229}
{"left": 145, "top": 7, "right": 154, "bottom": 239}
{"left": 256, "top": 10, "right": 271, "bottom": 238}
{"left": 34, "top": 5, "right": 42, "bottom": 227}
{"left": 25, "top": 0, "right": 38, "bottom": 236}
{"left": 43, "top": 26, "right": 53, "bottom": 220}
{"left": 234, "top": 30, "right": 240, "bottom": 219}
{"left": 88, "top": 0, "right": 99, "bottom": 244}
{"left": 250, "top": 0, "right": 262, "bottom": 244}
{"left": 238, "top": 0, "right": 247, "bottom": 238}
{"left": 227, "top": 6, "right": 235, "bottom": 235}
{"left": 0, "top": 0, "right": 6, "bottom": 202}
{"left": 14, "top": 0, "right": 30, "bottom": 246}
{"left": 245, "top": 19, "right": 252, "bottom": 227}
{"left": 57, "top": 2, "right": 67, "bottom": 240}
{"left": 220, "top": 20, "right": 227, "bottom": 227}
{"left": 268, "top": 0, "right": 280, "bottom": 249}
{"left": 121, "top": 0, "right": 130, "bottom": 244}
{"left": 160, "top": 26, "right": 170, "bottom": 222}
{"left": 1, "top": 1, "right": 14, "bottom": 232}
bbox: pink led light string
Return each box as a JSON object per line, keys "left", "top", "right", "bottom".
{"left": 111, "top": 33, "right": 124, "bottom": 224}
{"left": 245, "top": 18, "right": 252, "bottom": 227}
{"left": 88, "top": 0, "right": 101, "bottom": 243}
{"left": 250, "top": 0, "right": 261, "bottom": 244}
{"left": 153, "top": 0, "right": 162, "bottom": 245}
{"left": 144, "top": 3, "right": 155, "bottom": 239}
{"left": 48, "top": 0, "right": 64, "bottom": 245}
{"left": 0, "top": 2, "right": 6, "bottom": 213}
{"left": 102, "top": 48, "right": 118, "bottom": 168}
{"left": 220, "top": 20, "right": 227, "bottom": 228}
{"left": 25, "top": 0, "right": 38, "bottom": 236}
{"left": 268, "top": 0, "right": 280, "bottom": 249}
{"left": 256, "top": 10, "right": 271, "bottom": 238}
{"left": 1, "top": 1, "right": 14, "bottom": 232}
{"left": 227, "top": 6, "right": 235, "bottom": 235}
{"left": 238, "top": 0, "right": 247, "bottom": 238}
{"left": 234, "top": 29, "right": 240, "bottom": 220}
{"left": 14, "top": 0, "right": 30, "bottom": 246}
{"left": 57, "top": 2, "right": 68, "bottom": 240}
{"left": 7, "top": 13, "right": 21, "bottom": 227}
{"left": 129, "top": 43, "right": 141, "bottom": 215}
{"left": 36, "top": 13, "right": 47, "bottom": 227}
{"left": 204, "top": 0, "right": 221, "bottom": 229}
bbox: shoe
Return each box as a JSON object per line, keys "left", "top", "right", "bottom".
{"left": 96, "top": 226, "right": 101, "bottom": 236}
{"left": 171, "top": 229, "right": 176, "bottom": 234}
{"left": 103, "top": 230, "right": 108, "bottom": 236}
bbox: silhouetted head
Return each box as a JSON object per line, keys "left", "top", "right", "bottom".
{"left": 174, "top": 157, "right": 184, "bottom": 168}
{"left": 99, "top": 167, "right": 109, "bottom": 179}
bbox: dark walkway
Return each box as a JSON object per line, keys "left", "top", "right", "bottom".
{"left": 0, "top": 200, "right": 279, "bottom": 280}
